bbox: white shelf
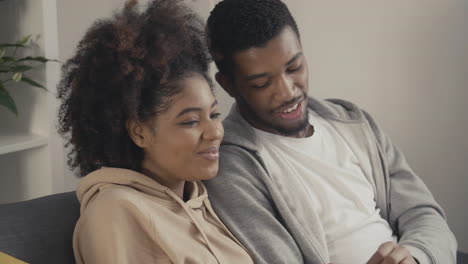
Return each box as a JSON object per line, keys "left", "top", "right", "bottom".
{"left": 0, "top": 133, "right": 48, "bottom": 155}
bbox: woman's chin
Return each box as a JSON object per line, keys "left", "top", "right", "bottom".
{"left": 194, "top": 165, "right": 219, "bottom": 181}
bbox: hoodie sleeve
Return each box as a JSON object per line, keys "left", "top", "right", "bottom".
{"left": 73, "top": 190, "right": 171, "bottom": 264}
{"left": 363, "top": 110, "right": 457, "bottom": 264}
{"left": 204, "top": 145, "right": 305, "bottom": 264}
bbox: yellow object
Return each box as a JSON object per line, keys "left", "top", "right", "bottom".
{"left": 0, "top": 252, "right": 29, "bottom": 264}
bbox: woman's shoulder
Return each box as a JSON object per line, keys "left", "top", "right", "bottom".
{"left": 80, "top": 184, "right": 145, "bottom": 221}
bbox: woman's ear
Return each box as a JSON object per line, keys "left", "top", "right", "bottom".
{"left": 215, "top": 72, "right": 236, "bottom": 98}
{"left": 126, "top": 120, "right": 147, "bottom": 148}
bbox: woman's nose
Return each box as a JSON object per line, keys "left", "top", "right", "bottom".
{"left": 203, "top": 120, "right": 224, "bottom": 141}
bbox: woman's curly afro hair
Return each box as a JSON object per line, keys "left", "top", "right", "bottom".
{"left": 57, "top": 0, "right": 212, "bottom": 176}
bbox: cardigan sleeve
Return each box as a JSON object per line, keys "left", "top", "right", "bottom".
{"left": 363, "top": 110, "right": 457, "bottom": 264}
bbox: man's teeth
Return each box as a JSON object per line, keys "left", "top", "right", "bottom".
{"left": 282, "top": 103, "right": 299, "bottom": 113}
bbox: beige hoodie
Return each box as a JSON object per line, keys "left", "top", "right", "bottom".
{"left": 73, "top": 167, "right": 253, "bottom": 264}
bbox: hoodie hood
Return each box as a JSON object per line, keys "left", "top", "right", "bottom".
{"left": 74, "top": 167, "right": 253, "bottom": 264}
{"left": 222, "top": 96, "right": 365, "bottom": 152}
{"left": 76, "top": 167, "right": 208, "bottom": 213}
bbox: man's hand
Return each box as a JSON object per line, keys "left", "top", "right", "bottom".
{"left": 366, "top": 242, "right": 418, "bottom": 264}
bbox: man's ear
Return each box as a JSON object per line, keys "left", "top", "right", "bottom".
{"left": 215, "top": 72, "right": 236, "bottom": 98}
{"left": 126, "top": 120, "right": 147, "bottom": 148}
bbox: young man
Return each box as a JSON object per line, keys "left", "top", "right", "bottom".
{"left": 203, "top": 0, "right": 457, "bottom": 263}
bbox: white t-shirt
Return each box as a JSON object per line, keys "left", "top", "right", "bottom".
{"left": 253, "top": 110, "right": 396, "bottom": 264}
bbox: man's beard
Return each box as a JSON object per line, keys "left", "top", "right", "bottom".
{"left": 236, "top": 94, "right": 309, "bottom": 137}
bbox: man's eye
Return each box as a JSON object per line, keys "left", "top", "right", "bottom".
{"left": 210, "top": 113, "right": 221, "bottom": 119}
{"left": 287, "top": 64, "right": 302, "bottom": 73}
{"left": 252, "top": 81, "right": 270, "bottom": 89}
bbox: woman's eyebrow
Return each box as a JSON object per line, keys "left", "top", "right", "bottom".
{"left": 176, "top": 100, "right": 218, "bottom": 117}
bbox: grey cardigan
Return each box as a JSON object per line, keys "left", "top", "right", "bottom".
{"left": 204, "top": 97, "right": 457, "bottom": 264}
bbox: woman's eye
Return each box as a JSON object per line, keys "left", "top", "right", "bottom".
{"left": 210, "top": 112, "right": 221, "bottom": 120}
{"left": 179, "top": 120, "right": 199, "bottom": 126}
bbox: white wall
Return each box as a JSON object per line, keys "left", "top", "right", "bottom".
{"left": 283, "top": 0, "right": 468, "bottom": 252}
{"left": 0, "top": 0, "right": 54, "bottom": 202}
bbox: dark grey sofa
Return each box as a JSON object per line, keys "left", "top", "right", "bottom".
{"left": 0, "top": 191, "right": 467, "bottom": 264}
{"left": 0, "top": 192, "right": 79, "bottom": 264}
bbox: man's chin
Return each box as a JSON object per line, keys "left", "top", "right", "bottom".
{"left": 273, "top": 116, "right": 309, "bottom": 136}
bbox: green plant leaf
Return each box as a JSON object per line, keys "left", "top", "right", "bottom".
{"left": 16, "top": 35, "right": 31, "bottom": 46}
{"left": 13, "top": 65, "right": 33, "bottom": 72}
{"left": 0, "top": 43, "right": 25, "bottom": 48}
{"left": 0, "top": 64, "right": 32, "bottom": 73}
{"left": 0, "top": 48, "right": 5, "bottom": 58}
{"left": 0, "top": 65, "right": 14, "bottom": 72}
{"left": 0, "top": 83, "right": 18, "bottom": 115}
{"left": 0, "top": 56, "right": 15, "bottom": 62}
{"left": 12, "top": 72, "right": 22, "bottom": 82}
{"left": 21, "top": 76, "right": 47, "bottom": 90}
{"left": 18, "top": 56, "right": 59, "bottom": 63}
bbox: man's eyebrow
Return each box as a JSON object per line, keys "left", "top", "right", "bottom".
{"left": 246, "top": 73, "right": 268, "bottom": 81}
{"left": 286, "top": 52, "right": 303, "bottom": 67}
{"left": 176, "top": 100, "right": 218, "bottom": 117}
{"left": 245, "top": 52, "right": 303, "bottom": 81}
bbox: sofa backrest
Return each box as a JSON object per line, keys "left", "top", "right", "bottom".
{"left": 0, "top": 192, "right": 79, "bottom": 264}
{"left": 1, "top": 191, "right": 467, "bottom": 264}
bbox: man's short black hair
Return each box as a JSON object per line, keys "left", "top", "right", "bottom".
{"left": 207, "top": 0, "right": 300, "bottom": 75}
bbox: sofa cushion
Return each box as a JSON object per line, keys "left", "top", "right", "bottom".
{"left": 459, "top": 251, "right": 468, "bottom": 264}
{"left": 0, "top": 251, "right": 29, "bottom": 264}
{"left": 0, "top": 192, "right": 79, "bottom": 264}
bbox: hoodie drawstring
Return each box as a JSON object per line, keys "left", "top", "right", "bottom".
{"left": 165, "top": 190, "right": 222, "bottom": 264}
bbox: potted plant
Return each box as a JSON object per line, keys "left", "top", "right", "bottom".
{"left": 0, "top": 35, "right": 55, "bottom": 115}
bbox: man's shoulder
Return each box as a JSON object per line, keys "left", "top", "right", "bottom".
{"left": 308, "top": 97, "right": 365, "bottom": 122}
{"left": 221, "top": 106, "right": 261, "bottom": 151}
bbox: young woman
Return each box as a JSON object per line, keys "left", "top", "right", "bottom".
{"left": 57, "top": 1, "right": 253, "bottom": 263}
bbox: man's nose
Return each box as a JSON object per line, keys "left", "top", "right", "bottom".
{"left": 273, "top": 75, "right": 295, "bottom": 101}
